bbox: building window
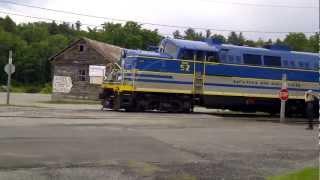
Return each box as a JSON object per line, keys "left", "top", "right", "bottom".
{"left": 243, "top": 54, "right": 262, "bottom": 66}
{"left": 79, "top": 45, "right": 85, "bottom": 52}
{"left": 78, "top": 69, "right": 87, "bottom": 81}
{"left": 264, "top": 55, "right": 281, "bottom": 67}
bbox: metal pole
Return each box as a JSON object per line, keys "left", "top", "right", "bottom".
{"left": 280, "top": 74, "right": 287, "bottom": 123}
{"left": 6, "top": 50, "right": 12, "bottom": 105}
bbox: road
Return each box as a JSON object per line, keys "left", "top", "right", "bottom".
{"left": 0, "top": 93, "right": 318, "bottom": 180}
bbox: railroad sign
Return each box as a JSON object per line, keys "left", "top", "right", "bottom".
{"left": 4, "top": 64, "right": 15, "bottom": 75}
{"left": 279, "top": 88, "right": 289, "bottom": 101}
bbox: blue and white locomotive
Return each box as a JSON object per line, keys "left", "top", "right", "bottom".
{"left": 100, "top": 38, "right": 319, "bottom": 115}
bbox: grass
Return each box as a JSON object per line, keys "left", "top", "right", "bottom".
{"left": 267, "top": 167, "right": 319, "bottom": 180}
{"left": 126, "top": 161, "right": 162, "bottom": 176}
{"left": 0, "top": 83, "right": 52, "bottom": 94}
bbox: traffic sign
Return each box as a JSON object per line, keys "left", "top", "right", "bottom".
{"left": 4, "top": 64, "right": 15, "bottom": 75}
{"left": 279, "top": 88, "right": 289, "bottom": 101}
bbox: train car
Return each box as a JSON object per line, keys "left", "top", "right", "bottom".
{"left": 99, "top": 38, "right": 319, "bottom": 115}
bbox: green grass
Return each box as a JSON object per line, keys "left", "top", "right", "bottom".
{"left": 0, "top": 83, "right": 52, "bottom": 94}
{"left": 268, "top": 167, "right": 319, "bottom": 180}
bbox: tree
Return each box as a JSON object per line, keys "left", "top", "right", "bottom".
{"left": 205, "top": 30, "right": 211, "bottom": 38}
{"left": 184, "top": 28, "right": 204, "bottom": 41}
{"left": 308, "top": 33, "right": 319, "bottom": 53}
{"left": 75, "top": 21, "right": 81, "bottom": 31}
{"left": 49, "top": 21, "right": 59, "bottom": 35}
{"left": 211, "top": 34, "right": 226, "bottom": 43}
{"left": 283, "top": 33, "right": 308, "bottom": 51}
{"left": 0, "top": 16, "right": 16, "bottom": 33}
{"left": 227, "top": 32, "right": 245, "bottom": 45}
{"left": 173, "top": 30, "right": 183, "bottom": 39}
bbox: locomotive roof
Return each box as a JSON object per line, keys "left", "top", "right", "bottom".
{"left": 125, "top": 49, "right": 171, "bottom": 58}
{"left": 164, "top": 38, "right": 218, "bottom": 52}
{"left": 164, "top": 38, "right": 319, "bottom": 59}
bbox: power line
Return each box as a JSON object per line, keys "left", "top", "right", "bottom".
{"left": 0, "top": 0, "right": 317, "bottom": 34}
{"left": 0, "top": 10, "right": 173, "bottom": 37}
{"left": 198, "top": 0, "right": 319, "bottom": 9}
{"left": 0, "top": 10, "right": 100, "bottom": 27}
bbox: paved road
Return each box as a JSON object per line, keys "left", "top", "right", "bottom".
{"left": 0, "top": 93, "right": 318, "bottom": 180}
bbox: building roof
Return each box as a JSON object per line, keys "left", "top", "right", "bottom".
{"left": 49, "top": 37, "right": 123, "bottom": 63}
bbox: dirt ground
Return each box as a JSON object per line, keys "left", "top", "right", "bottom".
{"left": 0, "top": 93, "right": 318, "bottom": 180}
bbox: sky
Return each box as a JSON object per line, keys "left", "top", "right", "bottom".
{"left": 0, "top": 0, "right": 319, "bottom": 40}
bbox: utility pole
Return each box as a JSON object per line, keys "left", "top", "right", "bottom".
{"left": 5, "top": 50, "right": 14, "bottom": 105}
{"left": 280, "top": 74, "right": 288, "bottom": 123}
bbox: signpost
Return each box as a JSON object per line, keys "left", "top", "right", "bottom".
{"left": 4, "top": 50, "right": 14, "bottom": 105}
{"left": 279, "top": 74, "right": 288, "bottom": 122}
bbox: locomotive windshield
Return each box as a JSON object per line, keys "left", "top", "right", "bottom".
{"left": 163, "top": 42, "right": 177, "bottom": 57}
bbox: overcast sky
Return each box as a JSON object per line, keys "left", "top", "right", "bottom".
{"left": 0, "top": 0, "right": 319, "bottom": 40}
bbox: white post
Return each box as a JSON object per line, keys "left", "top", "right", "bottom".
{"left": 280, "top": 74, "right": 287, "bottom": 123}
{"left": 6, "top": 50, "right": 12, "bottom": 105}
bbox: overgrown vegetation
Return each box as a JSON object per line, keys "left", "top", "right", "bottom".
{"left": 267, "top": 167, "right": 319, "bottom": 180}
{"left": 0, "top": 15, "right": 318, "bottom": 90}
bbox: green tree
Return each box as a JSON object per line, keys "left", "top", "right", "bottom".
{"left": 184, "top": 28, "right": 204, "bottom": 41}
{"left": 0, "top": 16, "right": 16, "bottom": 33}
{"left": 173, "top": 30, "right": 183, "bottom": 39}
{"left": 211, "top": 34, "right": 226, "bottom": 43}
{"left": 283, "top": 33, "right": 309, "bottom": 51}
{"left": 308, "top": 33, "right": 319, "bottom": 53}
{"left": 227, "top": 32, "right": 245, "bottom": 45}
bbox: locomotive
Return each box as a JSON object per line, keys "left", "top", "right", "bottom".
{"left": 99, "top": 38, "right": 319, "bottom": 115}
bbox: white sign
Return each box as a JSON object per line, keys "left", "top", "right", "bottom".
{"left": 53, "top": 76, "right": 73, "bottom": 93}
{"left": 90, "top": 76, "right": 104, "bottom": 85}
{"left": 4, "top": 64, "right": 15, "bottom": 75}
{"left": 89, "top": 65, "right": 106, "bottom": 77}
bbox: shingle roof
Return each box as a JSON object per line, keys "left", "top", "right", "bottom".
{"left": 49, "top": 37, "right": 123, "bottom": 63}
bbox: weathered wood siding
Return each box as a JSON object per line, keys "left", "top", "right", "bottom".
{"left": 51, "top": 39, "right": 110, "bottom": 101}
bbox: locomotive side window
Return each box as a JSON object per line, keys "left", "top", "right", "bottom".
{"left": 228, "top": 55, "right": 234, "bottom": 63}
{"left": 179, "top": 49, "right": 194, "bottom": 60}
{"left": 243, "top": 54, "right": 262, "bottom": 66}
{"left": 164, "top": 43, "right": 177, "bottom": 57}
{"left": 196, "top": 51, "right": 205, "bottom": 61}
{"left": 207, "top": 51, "right": 220, "bottom": 62}
{"left": 236, "top": 56, "right": 242, "bottom": 64}
{"left": 264, "top": 55, "right": 281, "bottom": 67}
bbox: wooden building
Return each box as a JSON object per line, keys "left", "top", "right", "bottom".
{"left": 50, "top": 37, "right": 122, "bottom": 101}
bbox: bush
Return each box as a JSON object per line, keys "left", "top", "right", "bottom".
{"left": 40, "top": 83, "right": 52, "bottom": 94}
{"left": 25, "top": 86, "right": 41, "bottom": 93}
{"left": 0, "top": 86, "right": 6, "bottom": 92}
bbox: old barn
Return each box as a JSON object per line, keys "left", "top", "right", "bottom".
{"left": 50, "top": 37, "right": 122, "bottom": 101}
